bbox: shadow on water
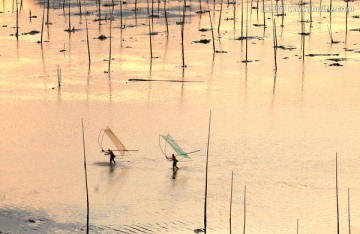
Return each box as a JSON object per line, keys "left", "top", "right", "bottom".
{"left": 93, "top": 161, "right": 114, "bottom": 167}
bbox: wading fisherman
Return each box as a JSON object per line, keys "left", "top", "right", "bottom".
{"left": 172, "top": 154, "right": 179, "bottom": 170}
{"left": 105, "top": 149, "right": 116, "bottom": 164}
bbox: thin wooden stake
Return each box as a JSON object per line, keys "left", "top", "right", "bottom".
{"left": 16, "top": 0, "right": 18, "bottom": 40}
{"left": 262, "top": 0, "right": 265, "bottom": 28}
{"left": 208, "top": 10, "right": 215, "bottom": 53}
{"left": 68, "top": 0, "right": 71, "bottom": 30}
{"left": 40, "top": 1, "right": 45, "bottom": 46}
{"left": 348, "top": 187, "right": 351, "bottom": 234}
{"left": 81, "top": 119, "right": 90, "bottom": 234}
{"left": 218, "top": 0, "right": 223, "bottom": 34}
{"left": 245, "top": 0, "right": 248, "bottom": 62}
{"left": 120, "top": 0, "right": 123, "bottom": 29}
{"left": 243, "top": 185, "right": 246, "bottom": 234}
{"left": 229, "top": 171, "right": 234, "bottom": 234}
{"left": 46, "top": 0, "right": 50, "bottom": 24}
{"left": 241, "top": 0, "right": 244, "bottom": 37}
{"left": 147, "top": 0, "right": 153, "bottom": 62}
{"left": 345, "top": 0, "right": 349, "bottom": 38}
{"left": 181, "top": 1, "right": 186, "bottom": 67}
{"left": 84, "top": 0, "right": 91, "bottom": 67}
{"left": 204, "top": 110, "right": 212, "bottom": 233}
{"left": 336, "top": 153, "right": 339, "bottom": 234}
{"left": 233, "top": 0, "right": 236, "bottom": 31}
{"left": 330, "top": 0, "right": 332, "bottom": 31}
{"left": 297, "top": 219, "right": 299, "bottom": 234}
{"left": 108, "top": 9, "right": 113, "bottom": 74}
{"left": 164, "top": 0, "right": 169, "bottom": 37}
{"left": 272, "top": 18, "right": 277, "bottom": 70}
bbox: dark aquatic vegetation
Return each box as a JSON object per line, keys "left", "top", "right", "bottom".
{"left": 307, "top": 53, "right": 340, "bottom": 57}
{"left": 327, "top": 58, "right": 347, "bottom": 62}
{"left": 128, "top": 78, "right": 202, "bottom": 82}
{"left": 199, "top": 28, "right": 211, "bottom": 32}
{"left": 329, "top": 62, "right": 343, "bottom": 66}
{"left": 102, "top": 3, "right": 118, "bottom": 7}
{"left": 193, "top": 39, "right": 211, "bottom": 44}
{"left": 97, "top": 34, "right": 107, "bottom": 40}
{"left": 23, "top": 30, "right": 40, "bottom": 35}
{"left": 253, "top": 23, "right": 265, "bottom": 27}
{"left": 235, "top": 36, "right": 263, "bottom": 40}
{"left": 276, "top": 45, "right": 296, "bottom": 51}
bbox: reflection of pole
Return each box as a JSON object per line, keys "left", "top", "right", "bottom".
{"left": 204, "top": 111, "right": 212, "bottom": 233}
{"left": 81, "top": 119, "right": 90, "bottom": 234}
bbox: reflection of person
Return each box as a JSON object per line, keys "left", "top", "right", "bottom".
{"left": 172, "top": 167, "right": 178, "bottom": 179}
{"left": 105, "top": 149, "right": 116, "bottom": 164}
{"left": 172, "top": 154, "right": 179, "bottom": 170}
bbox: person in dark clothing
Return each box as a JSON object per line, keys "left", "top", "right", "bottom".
{"left": 105, "top": 149, "right": 116, "bottom": 164}
{"left": 172, "top": 154, "right": 179, "bottom": 170}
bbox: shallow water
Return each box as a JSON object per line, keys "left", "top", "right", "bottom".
{"left": 1, "top": 0, "right": 360, "bottom": 232}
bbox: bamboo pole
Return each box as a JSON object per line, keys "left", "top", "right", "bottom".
{"left": 218, "top": 0, "right": 223, "bottom": 34}
{"left": 164, "top": 0, "right": 169, "bottom": 37}
{"left": 330, "top": 0, "right": 332, "bottom": 31}
{"left": 120, "top": 0, "right": 123, "bottom": 29}
{"left": 181, "top": 1, "right": 185, "bottom": 67}
{"left": 336, "top": 153, "right": 339, "bottom": 234}
{"left": 208, "top": 10, "right": 216, "bottom": 53}
{"left": 241, "top": 0, "right": 244, "bottom": 37}
{"left": 273, "top": 18, "right": 277, "bottom": 70}
{"left": 204, "top": 110, "right": 212, "bottom": 233}
{"left": 46, "top": 0, "right": 49, "bottom": 24}
{"left": 147, "top": 0, "right": 153, "bottom": 62}
{"left": 108, "top": 9, "right": 113, "bottom": 74}
{"left": 98, "top": 0, "right": 101, "bottom": 25}
{"left": 233, "top": 0, "right": 236, "bottom": 31}
{"left": 81, "top": 119, "right": 90, "bottom": 234}
{"left": 262, "top": 0, "right": 265, "bottom": 28}
{"left": 40, "top": 0, "right": 45, "bottom": 46}
{"left": 68, "top": 0, "right": 71, "bottom": 30}
{"left": 84, "top": 0, "right": 91, "bottom": 67}
{"left": 243, "top": 185, "right": 246, "bottom": 234}
{"left": 297, "top": 219, "right": 299, "bottom": 234}
{"left": 229, "top": 171, "right": 234, "bottom": 234}
{"left": 348, "top": 187, "right": 351, "bottom": 234}
{"left": 78, "top": 0, "right": 82, "bottom": 17}
{"left": 345, "top": 0, "right": 349, "bottom": 38}
{"left": 16, "top": 0, "right": 18, "bottom": 40}
{"left": 244, "top": 0, "right": 248, "bottom": 62}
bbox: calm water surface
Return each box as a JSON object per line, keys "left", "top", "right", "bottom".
{"left": 1, "top": 0, "right": 360, "bottom": 232}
